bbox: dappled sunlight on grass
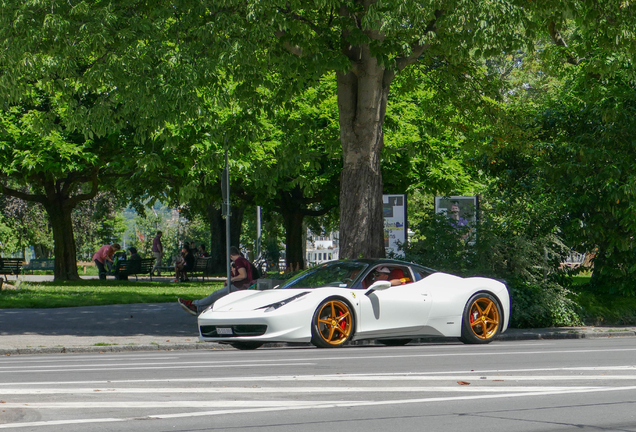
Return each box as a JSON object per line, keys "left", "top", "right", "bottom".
{"left": 0, "top": 280, "right": 224, "bottom": 309}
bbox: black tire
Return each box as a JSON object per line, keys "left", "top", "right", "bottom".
{"left": 229, "top": 341, "right": 264, "bottom": 350}
{"left": 311, "top": 297, "right": 355, "bottom": 348}
{"left": 459, "top": 292, "right": 502, "bottom": 344}
{"left": 377, "top": 339, "right": 412, "bottom": 346}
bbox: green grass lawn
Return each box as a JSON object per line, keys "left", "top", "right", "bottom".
{"left": 0, "top": 279, "right": 224, "bottom": 309}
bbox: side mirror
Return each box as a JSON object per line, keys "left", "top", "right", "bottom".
{"left": 365, "top": 280, "right": 391, "bottom": 296}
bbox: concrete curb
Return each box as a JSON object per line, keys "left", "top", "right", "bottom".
{"left": 2, "top": 329, "right": 635, "bottom": 356}
{"left": 497, "top": 329, "right": 636, "bottom": 341}
{"left": 0, "top": 343, "right": 229, "bottom": 356}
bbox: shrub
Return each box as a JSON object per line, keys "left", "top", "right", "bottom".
{"left": 405, "top": 209, "right": 583, "bottom": 328}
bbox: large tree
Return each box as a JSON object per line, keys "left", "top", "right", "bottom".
{"left": 4, "top": 0, "right": 633, "bottom": 265}
{"left": 167, "top": 0, "right": 533, "bottom": 259}
{"left": 1, "top": 0, "right": 533, "bottom": 261}
{"left": 0, "top": 98, "right": 149, "bottom": 280}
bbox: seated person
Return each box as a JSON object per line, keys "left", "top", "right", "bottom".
{"left": 388, "top": 268, "right": 411, "bottom": 285}
{"left": 114, "top": 247, "right": 143, "bottom": 280}
{"left": 198, "top": 244, "right": 210, "bottom": 257}
{"left": 365, "top": 266, "right": 411, "bottom": 287}
{"left": 178, "top": 246, "right": 253, "bottom": 315}
{"left": 175, "top": 247, "right": 195, "bottom": 282}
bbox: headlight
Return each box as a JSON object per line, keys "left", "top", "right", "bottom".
{"left": 260, "top": 292, "right": 309, "bottom": 312}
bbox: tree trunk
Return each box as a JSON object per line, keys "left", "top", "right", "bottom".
{"left": 336, "top": 56, "right": 391, "bottom": 259}
{"left": 45, "top": 202, "right": 80, "bottom": 281}
{"left": 230, "top": 204, "right": 244, "bottom": 251}
{"left": 282, "top": 209, "right": 305, "bottom": 271}
{"left": 206, "top": 203, "right": 245, "bottom": 273}
{"left": 207, "top": 204, "right": 225, "bottom": 273}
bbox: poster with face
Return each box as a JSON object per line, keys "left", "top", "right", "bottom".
{"left": 435, "top": 196, "right": 478, "bottom": 231}
{"left": 383, "top": 194, "right": 407, "bottom": 257}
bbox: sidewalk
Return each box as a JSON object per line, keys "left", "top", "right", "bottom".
{"left": 1, "top": 301, "right": 635, "bottom": 355}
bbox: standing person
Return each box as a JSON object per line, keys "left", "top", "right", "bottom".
{"left": 152, "top": 231, "right": 163, "bottom": 276}
{"left": 178, "top": 246, "right": 253, "bottom": 315}
{"left": 92, "top": 243, "right": 121, "bottom": 280}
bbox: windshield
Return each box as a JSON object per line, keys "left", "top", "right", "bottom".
{"left": 278, "top": 261, "right": 369, "bottom": 289}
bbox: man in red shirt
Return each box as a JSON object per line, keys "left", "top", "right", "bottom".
{"left": 178, "top": 246, "right": 253, "bottom": 315}
{"left": 92, "top": 243, "right": 121, "bottom": 280}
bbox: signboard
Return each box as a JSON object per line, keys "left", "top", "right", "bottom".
{"left": 434, "top": 196, "right": 477, "bottom": 223}
{"left": 383, "top": 194, "right": 407, "bottom": 257}
{"left": 435, "top": 196, "right": 478, "bottom": 241}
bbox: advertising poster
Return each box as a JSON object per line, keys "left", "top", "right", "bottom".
{"left": 434, "top": 196, "right": 478, "bottom": 241}
{"left": 383, "top": 194, "right": 407, "bottom": 257}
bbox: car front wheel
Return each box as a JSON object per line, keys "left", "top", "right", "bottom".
{"left": 311, "top": 298, "right": 354, "bottom": 348}
{"left": 459, "top": 293, "right": 501, "bottom": 344}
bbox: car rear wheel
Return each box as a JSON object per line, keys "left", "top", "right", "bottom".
{"left": 459, "top": 293, "right": 501, "bottom": 344}
{"left": 229, "top": 342, "right": 264, "bottom": 350}
{"left": 311, "top": 298, "right": 354, "bottom": 348}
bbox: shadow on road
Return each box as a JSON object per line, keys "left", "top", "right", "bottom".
{"left": 0, "top": 303, "right": 198, "bottom": 337}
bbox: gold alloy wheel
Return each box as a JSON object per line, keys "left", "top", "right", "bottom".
{"left": 315, "top": 300, "right": 352, "bottom": 346}
{"left": 468, "top": 297, "right": 500, "bottom": 340}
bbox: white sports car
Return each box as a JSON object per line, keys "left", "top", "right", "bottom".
{"left": 198, "top": 259, "right": 510, "bottom": 350}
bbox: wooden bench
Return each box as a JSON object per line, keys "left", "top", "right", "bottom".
{"left": 0, "top": 258, "right": 24, "bottom": 281}
{"left": 22, "top": 258, "right": 55, "bottom": 274}
{"left": 189, "top": 256, "right": 213, "bottom": 281}
{"left": 77, "top": 261, "right": 96, "bottom": 274}
{"left": 113, "top": 258, "right": 155, "bottom": 281}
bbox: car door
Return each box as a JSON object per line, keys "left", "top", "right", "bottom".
{"left": 355, "top": 266, "right": 433, "bottom": 339}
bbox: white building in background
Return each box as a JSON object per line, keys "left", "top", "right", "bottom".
{"left": 306, "top": 230, "right": 339, "bottom": 266}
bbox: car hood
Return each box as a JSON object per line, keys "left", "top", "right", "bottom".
{"left": 209, "top": 288, "right": 312, "bottom": 313}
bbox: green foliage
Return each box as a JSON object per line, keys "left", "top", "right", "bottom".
{"left": 0, "top": 194, "right": 52, "bottom": 257}
{"left": 405, "top": 203, "right": 583, "bottom": 328}
{"left": 538, "top": 76, "right": 636, "bottom": 296}
{"left": 573, "top": 284, "right": 636, "bottom": 326}
{"left": 73, "top": 193, "right": 127, "bottom": 260}
{"left": 0, "top": 213, "right": 19, "bottom": 254}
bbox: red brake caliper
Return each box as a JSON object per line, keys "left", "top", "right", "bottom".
{"left": 338, "top": 311, "right": 345, "bottom": 331}
{"left": 470, "top": 310, "right": 478, "bottom": 323}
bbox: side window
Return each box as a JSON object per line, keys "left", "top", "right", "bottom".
{"left": 412, "top": 266, "right": 433, "bottom": 281}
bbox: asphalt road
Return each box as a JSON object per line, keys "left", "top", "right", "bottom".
{"left": 1, "top": 338, "right": 636, "bottom": 431}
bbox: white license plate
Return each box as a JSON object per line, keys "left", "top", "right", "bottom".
{"left": 216, "top": 327, "right": 233, "bottom": 335}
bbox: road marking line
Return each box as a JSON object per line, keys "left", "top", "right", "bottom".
{"left": 3, "top": 371, "right": 636, "bottom": 386}
{"left": 0, "top": 363, "right": 314, "bottom": 374}
{"left": 2, "top": 347, "right": 636, "bottom": 371}
{"left": 0, "top": 386, "right": 602, "bottom": 395}
{"left": 0, "top": 400, "right": 354, "bottom": 408}
{"left": 2, "top": 385, "right": 636, "bottom": 429}
{"left": 0, "top": 359, "right": 314, "bottom": 371}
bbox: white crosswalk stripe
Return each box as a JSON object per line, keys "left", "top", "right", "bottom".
{"left": 2, "top": 343, "right": 636, "bottom": 430}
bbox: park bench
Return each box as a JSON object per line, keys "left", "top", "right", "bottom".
{"left": 113, "top": 258, "right": 155, "bottom": 281}
{"left": 189, "top": 256, "right": 213, "bottom": 281}
{"left": 0, "top": 258, "right": 24, "bottom": 281}
{"left": 22, "top": 258, "right": 55, "bottom": 274}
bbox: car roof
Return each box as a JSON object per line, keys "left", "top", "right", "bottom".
{"left": 334, "top": 258, "right": 437, "bottom": 274}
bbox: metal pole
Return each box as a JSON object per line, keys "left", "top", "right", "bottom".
{"left": 256, "top": 205, "right": 262, "bottom": 259}
{"left": 224, "top": 146, "right": 232, "bottom": 288}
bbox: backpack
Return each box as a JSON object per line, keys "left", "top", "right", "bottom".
{"left": 249, "top": 260, "right": 261, "bottom": 280}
